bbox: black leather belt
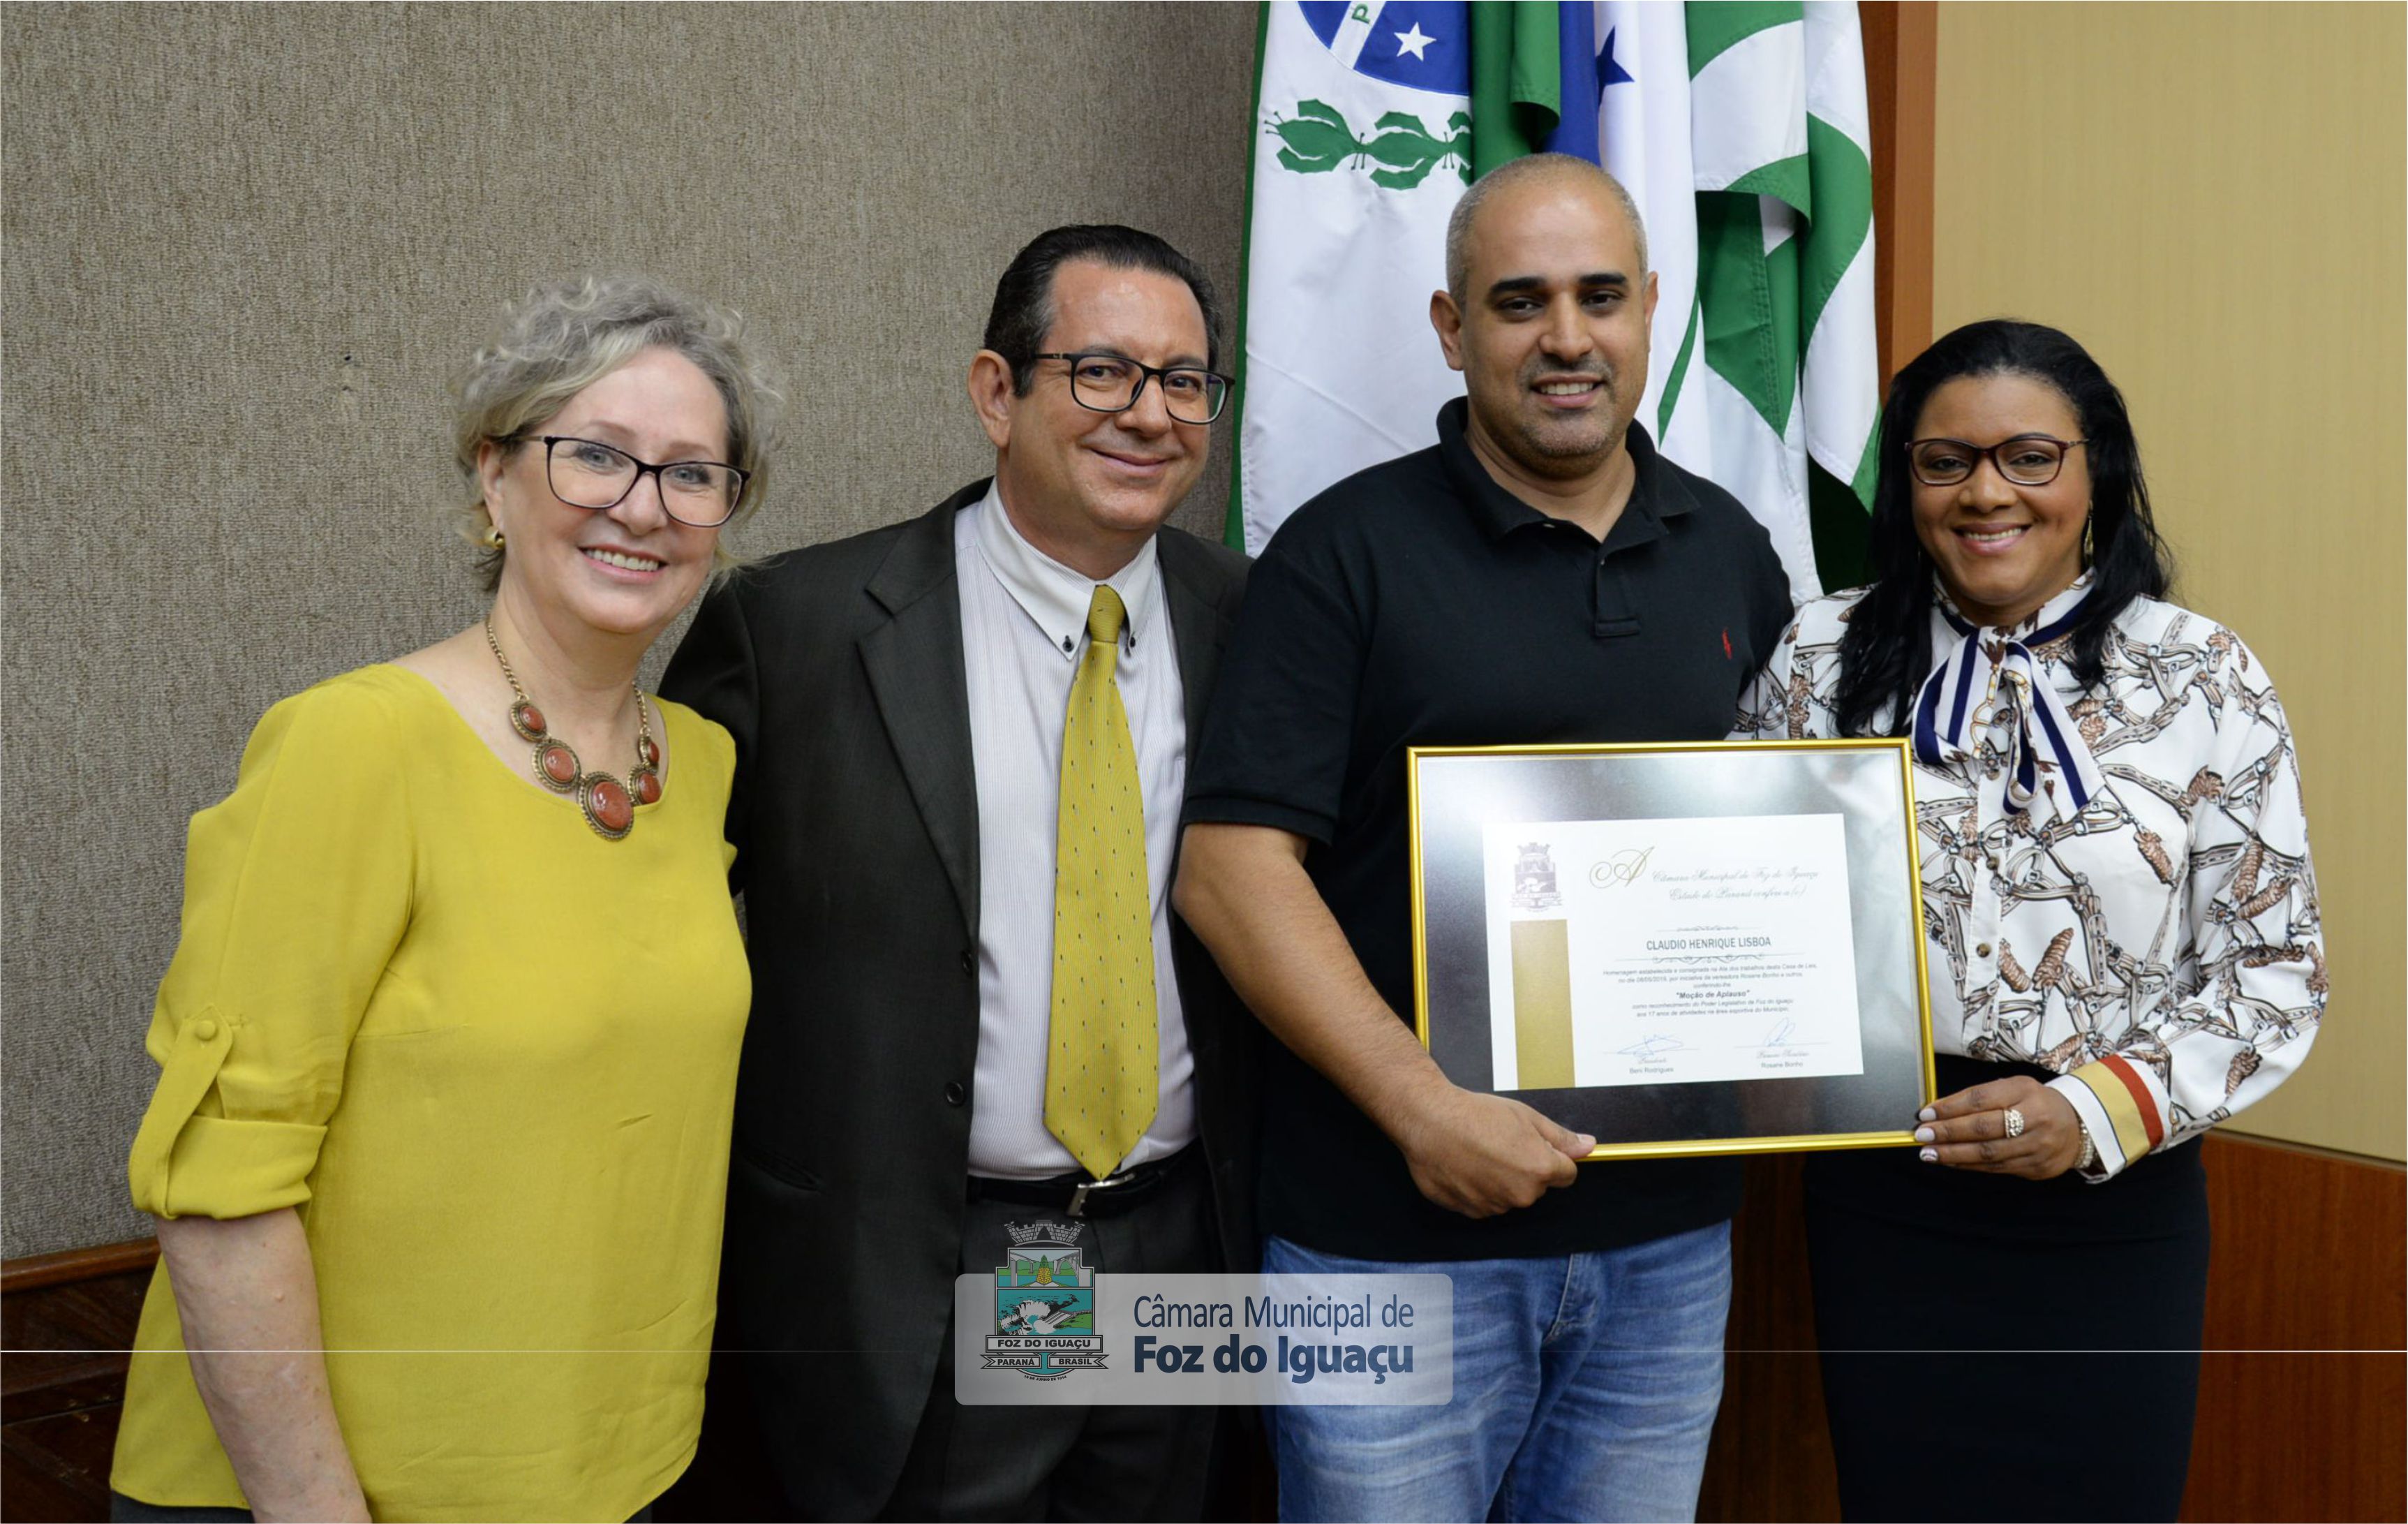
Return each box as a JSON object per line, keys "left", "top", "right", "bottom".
{"left": 967, "top": 1145, "right": 1196, "bottom": 1219}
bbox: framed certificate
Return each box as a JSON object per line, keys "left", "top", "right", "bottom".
{"left": 1407, "top": 739, "right": 1937, "bottom": 1161}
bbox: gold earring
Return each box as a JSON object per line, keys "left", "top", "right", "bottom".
{"left": 480, "top": 518, "right": 507, "bottom": 550}
{"left": 2081, "top": 513, "right": 2094, "bottom": 565}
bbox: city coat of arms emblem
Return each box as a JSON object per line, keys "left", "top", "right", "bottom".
{"left": 983, "top": 1221, "right": 1109, "bottom": 1381}
{"left": 1511, "top": 841, "right": 1563, "bottom": 910}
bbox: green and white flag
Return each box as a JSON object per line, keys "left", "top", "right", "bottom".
{"left": 1671, "top": 1, "right": 1880, "bottom": 597}
{"left": 1230, "top": 1, "right": 1878, "bottom": 596}
{"left": 1596, "top": 1, "right": 1709, "bottom": 479}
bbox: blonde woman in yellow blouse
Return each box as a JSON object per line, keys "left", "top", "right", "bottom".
{"left": 110, "top": 276, "right": 779, "bottom": 1524}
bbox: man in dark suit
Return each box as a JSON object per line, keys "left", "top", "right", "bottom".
{"left": 662, "top": 225, "right": 1253, "bottom": 1522}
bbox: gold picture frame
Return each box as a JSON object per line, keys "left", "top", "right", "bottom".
{"left": 1406, "top": 738, "right": 1938, "bottom": 1162}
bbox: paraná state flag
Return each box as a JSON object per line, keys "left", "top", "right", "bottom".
{"left": 1226, "top": 1, "right": 1480, "bottom": 558}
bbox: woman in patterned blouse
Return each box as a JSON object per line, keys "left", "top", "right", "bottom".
{"left": 1737, "top": 320, "right": 2322, "bottom": 1523}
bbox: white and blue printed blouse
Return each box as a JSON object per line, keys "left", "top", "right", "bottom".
{"left": 1734, "top": 578, "right": 2325, "bottom": 1179}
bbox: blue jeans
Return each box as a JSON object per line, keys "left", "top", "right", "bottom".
{"left": 1263, "top": 1222, "right": 1732, "bottom": 1523}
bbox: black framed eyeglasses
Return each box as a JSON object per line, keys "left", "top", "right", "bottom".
{"left": 1906, "top": 434, "right": 2087, "bottom": 488}
{"left": 1031, "top": 353, "right": 1233, "bottom": 424}
{"left": 537, "top": 436, "right": 749, "bottom": 527}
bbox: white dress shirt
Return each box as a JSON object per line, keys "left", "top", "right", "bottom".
{"left": 956, "top": 483, "right": 1198, "bottom": 1178}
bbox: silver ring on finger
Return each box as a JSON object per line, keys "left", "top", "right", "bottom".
{"left": 2002, "top": 1106, "right": 2026, "bottom": 1139}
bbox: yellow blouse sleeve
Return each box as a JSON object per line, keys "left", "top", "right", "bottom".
{"left": 128, "top": 674, "right": 415, "bottom": 1219}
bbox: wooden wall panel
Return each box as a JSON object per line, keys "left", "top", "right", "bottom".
{"left": 1859, "top": 1, "right": 1935, "bottom": 381}
{"left": 1, "top": 1248, "right": 154, "bottom": 1523}
{"left": 2184, "top": 1134, "right": 2407, "bottom": 1523}
{"left": 1700, "top": 1137, "right": 2407, "bottom": 1523}
{"left": 1697, "top": 1157, "right": 1841, "bottom": 1523}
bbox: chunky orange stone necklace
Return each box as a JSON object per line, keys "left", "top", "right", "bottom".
{"left": 483, "top": 616, "right": 661, "bottom": 841}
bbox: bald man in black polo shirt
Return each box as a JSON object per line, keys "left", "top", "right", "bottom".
{"left": 1174, "top": 154, "right": 1792, "bottom": 1523}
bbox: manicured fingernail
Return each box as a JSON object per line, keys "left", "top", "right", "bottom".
{"left": 1918, "top": 1148, "right": 1938, "bottom": 1163}
{"left": 1913, "top": 1126, "right": 1934, "bottom": 1144}
{"left": 1577, "top": 1134, "right": 1596, "bottom": 1149}
{"left": 1917, "top": 1107, "right": 1936, "bottom": 1123}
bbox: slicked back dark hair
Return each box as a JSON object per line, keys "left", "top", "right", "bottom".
{"left": 1832, "top": 319, "right": 2174, "bottom": 738}
{"left": 981, "top": 224, "right": 1224, "bottom": 394}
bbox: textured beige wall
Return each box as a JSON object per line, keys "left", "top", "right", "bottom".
{"left": 1933, "top": 3, "right": 2406, "bottom": 1161}
{"left": 1, "top": 2, "right": 1259, "bottom": 1258}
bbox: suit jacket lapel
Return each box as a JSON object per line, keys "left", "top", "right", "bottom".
{"left": 1159, "top": 534, "right": 1231, "bottom": 745}
{"left": 1158, "top": 533, "right": 1242, "bottom": 1070}
{"left": 859, "top": 483, "right": 987, "bottom": 938}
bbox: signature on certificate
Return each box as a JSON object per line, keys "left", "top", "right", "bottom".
{"left": 1616, "top": 1033, "right": 1688, "bottom": 1060}
{"left": 1755, "top": 1016, "right": 1799, "bottom": 1049}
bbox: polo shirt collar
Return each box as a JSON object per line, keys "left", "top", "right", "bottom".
{"left": 972, "top": 480, "right": 1159, "bottom": 663}
{"left": 1433, "top": 397, "right": 1693, "bottom": 544}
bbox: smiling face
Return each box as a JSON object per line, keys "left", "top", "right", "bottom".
{"left": 478, "top": 346, "right": 728, "bottom": 644}
{"left": 1909, "top": 371, "right": 2092, "bottom": 628}
{"left": 972, "top": 258, "right": 1211, "bottom": 579}
{"left": 1433, "top": 171, "right": 1658, "bottom": 486}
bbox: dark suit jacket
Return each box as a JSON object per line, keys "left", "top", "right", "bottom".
{"left": 660, "top": 482, "right": 1256, "bottom": 1518}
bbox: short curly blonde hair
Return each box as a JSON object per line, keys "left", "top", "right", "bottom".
{"left": 450, "top": 274, "right": 784, "bottom": 588}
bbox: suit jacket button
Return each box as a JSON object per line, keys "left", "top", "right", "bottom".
{"left": 944, "top": 1081, "right": 967, "bottom": 1107}
{"left": 959, "top": 949, "right": 975, "bottom": 977}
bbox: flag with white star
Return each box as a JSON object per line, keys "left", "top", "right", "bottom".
{"left": 1224, "top": 1, "right": 1482, "bottom": 554}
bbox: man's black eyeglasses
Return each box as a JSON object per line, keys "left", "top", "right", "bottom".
{"left": 1031, "top": 353, "right": 1233, "bottom": 424}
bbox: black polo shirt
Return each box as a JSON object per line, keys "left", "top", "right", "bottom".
{"left": 1184, "top": 399, "right": 1794, "bottom": 1261}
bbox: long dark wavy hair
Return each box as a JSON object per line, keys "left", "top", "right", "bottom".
{"left": 1831, "top": 320, "right": 2174, "bottom": 738}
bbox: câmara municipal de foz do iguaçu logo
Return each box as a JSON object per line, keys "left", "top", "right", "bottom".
{"left": 983, "top": 1221, "right": 1109, "bottom": 1381}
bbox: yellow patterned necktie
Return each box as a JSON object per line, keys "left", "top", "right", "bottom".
{"left": 1045, "top": 584, "right": 1159, "bottom": 1180}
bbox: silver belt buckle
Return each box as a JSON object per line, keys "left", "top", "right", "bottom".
{"left": 1067, "top": 1169, "right": 1134, "bottom": 1218}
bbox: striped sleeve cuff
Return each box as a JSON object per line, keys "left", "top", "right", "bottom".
{"left": 2049, "top": 1055, "right": 2169, "bottom": 1182}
